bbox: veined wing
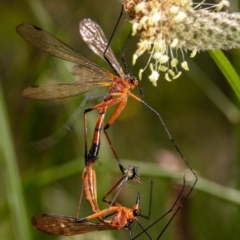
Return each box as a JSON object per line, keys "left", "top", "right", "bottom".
{"left": 32, "top": 214, "right": 119, "bottom": 236}
{"left": 17, "top": 23, "right": 108, "bottom": 71}
{"left": 21, "top": 64, "right": 113, "bottom": 100}
{"left": 17, "top": 23, "right": 114, "bottom": 100}
{"left": 21, "top": 81, "right": 111, "bottom": 100}
{"left": 79, "top": 18, "right": 125, "bottom": 78}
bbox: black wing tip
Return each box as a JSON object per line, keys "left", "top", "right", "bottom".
{"left": 16, "top": 23, "right": 43, "bottom": 32}
{"left": 32, "top": 25, "right": 42, "bottom": 31}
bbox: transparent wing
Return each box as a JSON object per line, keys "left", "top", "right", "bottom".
{"left": 21, "top": 82, "right": 110, "bottom": 100}
{"left": 21, "top": 64, "right": 112, "bottom": 100}
{"left": 16, "top": 23, "right": 113, "bottom": 100}
{"left": 32, "top": 214, "right": 118, "bottom": 236}
{"left": 79, "top": 18, "right": 125, "bottom": 78}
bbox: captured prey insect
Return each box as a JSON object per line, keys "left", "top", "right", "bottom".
{"left": 32, "top": 178, "right": 186, "bottom": 239}
{"left": 32, "top": 193, "right": 152, "bottom": 239}
{"left": 17, "top": 18, "right": 197, "bottom": 233}
{"left": 32, "top": 182, "right": 153, "bottom": 239}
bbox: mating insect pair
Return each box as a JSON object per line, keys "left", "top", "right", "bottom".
{"left": 17, "top": 17, "right": 197, "bottom": 239}
{"left": 32, "top": 177, "right": 186, "bottom": 240}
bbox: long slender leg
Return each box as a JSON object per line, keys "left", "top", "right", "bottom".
{"left": 103, "top": 97, "right": 128, "bottom": 172}
{"left": 102, "top": 175, "right": 129, "bottom": 203}
{"left": 139, "top": 181, "right": 153, "bottom": 220}
{"left": 76, "top": 206, "right": 119, "bottom": 223}
{"left": 75, "top": 168, "right": 86, "bottom": 219}
{"left": 129, "top": 92, "right": 198, "bottom": 199}
{"left": 131, "top": 176, "right": 186, "bottom": 240}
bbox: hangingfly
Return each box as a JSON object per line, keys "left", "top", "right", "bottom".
{"left": 17, "top": 19, "right": 198, "bottom": 238}
{"left": 16, "top": 19, "right": 142, "bottom": 172}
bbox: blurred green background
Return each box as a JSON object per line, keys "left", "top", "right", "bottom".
{"left": 1, "top": 0, "right": 240, "bottom": 239}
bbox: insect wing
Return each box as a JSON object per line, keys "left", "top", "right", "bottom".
{"left": 21, "top": 70, "right": 112, "bottom": 100}
{"left": 17, "top": 23, "right": 114, "bottom": 100}
{"left": 32, "top": 214, "right": 118, "bottom": 236}
{"left": 17, "top": 23, "right": 101, "bottom": 68}
{"left": 79, "top": 18, "right": 125, "bottom": 78}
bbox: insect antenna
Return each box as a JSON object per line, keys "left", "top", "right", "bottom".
{"left": 139, "top": 180, "right": 153, "bottom": 220}
{"left": 103, "top": 5, "right": 124, "bottom": 75}
{"left": 120, "top": 28, "right": 145, "bottom": 97}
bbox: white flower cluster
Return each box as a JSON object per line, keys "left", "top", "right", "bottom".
{"left": 123, "top": 0, "right": 236, "bottom": 86}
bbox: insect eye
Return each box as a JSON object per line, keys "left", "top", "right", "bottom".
{"left": 130, "top": 76, "right": 137, "bottom": 84}
{"left": 133, "top": 209, "right": 141, "bottom": 216}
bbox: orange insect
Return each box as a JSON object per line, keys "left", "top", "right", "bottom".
{"left": 32, "top": 183, "right": 153, "bottom": 239}
{"left": 16, "top": 20, "right": 139, "bottom": 213}
{"left": 16, "top": 19, "right": 139, "bottom": 176}
{"left": 31, "top": 178, "right": 186, "bottom": 239}
{"left": 16, "top": 19, "right": 197, "bottom": 224}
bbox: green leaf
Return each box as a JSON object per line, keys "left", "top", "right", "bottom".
{"left": 209, "top": 49, "right": 240, "bottom": 101}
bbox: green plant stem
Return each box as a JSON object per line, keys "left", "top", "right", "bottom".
{"left": 0, "top": 81, "right": 32, "bottom": 240}
{"left": 24, "top": 158, "right": 240, "bottom": 207}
